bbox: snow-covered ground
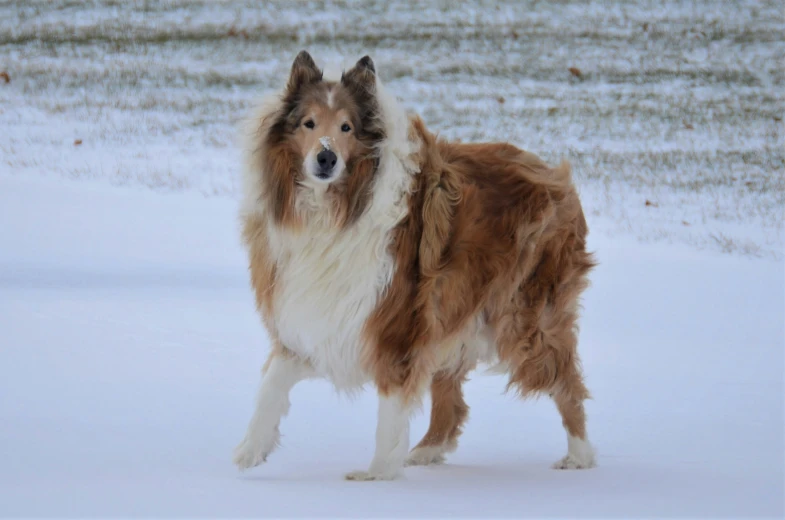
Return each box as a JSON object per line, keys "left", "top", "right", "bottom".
{"left": 1, "top": 0, "right": 783, "bottom": 517}
{"left": 1, "top": 175, "right": 782, "bottom": 517}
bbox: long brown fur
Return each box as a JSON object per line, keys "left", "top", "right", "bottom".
{"left": 241, "top": 51, "right": 596, "bottom": 471}
{"left": 361, "top": 117, "right": 596, "bottom": 451}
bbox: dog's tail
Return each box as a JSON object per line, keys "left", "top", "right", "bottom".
{"left": 512, "top": 151, "right": 576, "bottom": 203}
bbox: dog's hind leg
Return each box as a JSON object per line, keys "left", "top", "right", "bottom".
{"left": 509, "top": 316, "right": 596, "bottom": 470}
{"left": 550, "top": 377, "right": 595, "bottom": 469}
{"left": 233, "top": 349, "right": 313, "bottom": 470}
{"left": 543, "top": 281, "right": 596, "bottom": 470}
{"left": 406, "top": 369, "right": 469, "bottom": 466}
{"left": 500, "top": 269, "right": 596, "bottom": 470}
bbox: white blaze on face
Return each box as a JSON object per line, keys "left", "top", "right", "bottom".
{"left": 326, "top": 87, "right": 336, "bottom": 109}
{"left": 319, "top": 136, "right": 333, "bottom": 150}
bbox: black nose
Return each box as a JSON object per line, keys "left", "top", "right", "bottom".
{"left": 316, "top": 149, "right": 337, "bottom": 175}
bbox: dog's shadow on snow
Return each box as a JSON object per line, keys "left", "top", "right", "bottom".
{"left": 236, "top": 460, "right": 581, "bottom": 484}
{"left": 416, "top": 462, "right": 539, "bottom": 482}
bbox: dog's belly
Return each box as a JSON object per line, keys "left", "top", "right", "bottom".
{"left": 272, "top": 232, "right": 395, "bottom": 390}
{"left": 436, "top": 318, "right": 506, "bottom": 375}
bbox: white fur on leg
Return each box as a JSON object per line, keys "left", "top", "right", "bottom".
{"left": 346, "top": 393, "right": 411, "bottom": 481}
{"left": 405, "top": 438, "right": 457, "bottom": 466}
{"left": 552, "top": 434, "right": 596, "bottom": 469}
{"left": 233, "top": 354, "right": 310, "bottom": 470}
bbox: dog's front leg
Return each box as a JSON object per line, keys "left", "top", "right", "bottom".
{"left": 233, "top": 351, "right": 312, "bottom": 470}
{"left": 345, "top": 391, "right": 412, "bottom": 481}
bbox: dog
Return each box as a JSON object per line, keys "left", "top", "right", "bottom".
{"left": 233, "top": 51, "right": 597, "bottom": 480}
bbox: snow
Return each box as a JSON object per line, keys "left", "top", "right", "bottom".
{"left": 1, "top": 0, "right": 783, "bottom": 516}
{"left": 1, "top": 0, "right": 783, "bottom": 258}
{"left": 0, "top": 174, "right": 782, "bottom": 517}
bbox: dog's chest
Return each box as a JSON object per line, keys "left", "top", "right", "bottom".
{"left": 271, "top": 226, "right": 394, "bottom": 389}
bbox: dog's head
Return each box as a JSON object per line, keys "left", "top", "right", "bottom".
{"left": 258, "top": 51, "right": 386, "bottom": 228}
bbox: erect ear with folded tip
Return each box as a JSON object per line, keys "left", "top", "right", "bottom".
{"left": 287, "top": 50, "right": 323, "bottom": 93}
{"left": 355, "top": 55, "right": 375, "bottom": 74}
{"left": 341, "top": 55, "right": 376, "bottom": 90}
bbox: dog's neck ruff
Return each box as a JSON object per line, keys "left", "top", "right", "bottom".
{"left": 245, "top": 78, "right": 420, "bottom": 390}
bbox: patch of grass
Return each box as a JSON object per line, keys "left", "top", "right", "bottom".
{"left": 708, "top": 232, "right": 765, "bottom": 257}
{"left": 2, "top": 0, "right": 783, "bottom": 259}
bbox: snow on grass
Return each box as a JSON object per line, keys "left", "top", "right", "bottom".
{"left": 0, "top": 173, "right": 782, "bottom": 517}
{"left": 1, "top": 0, "right": 783, "bottom": 258}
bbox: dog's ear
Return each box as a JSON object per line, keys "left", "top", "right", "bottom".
{"left": 340, "top": 55, "right": 385, "bottom": 141}
{"left": 287, "top": 50, "right": 322, "bottom": 92}
{"left": 341, "top": 55, "right": 376, "bottom": 90}
{"left": 354, "top": 55, "right": 376, "bottom": 74}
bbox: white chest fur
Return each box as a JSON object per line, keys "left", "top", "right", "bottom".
{"left": 269, "top": 221, "right": 396, "bottom": 390}
{"left": 242, "top": 78, "right": 419, "bottom": 390}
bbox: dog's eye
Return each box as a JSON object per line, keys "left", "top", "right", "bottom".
{"left": 341, "top": 123, "right": 352, "bottom": 133}
{"left": 303, "top": 120, "right": 315, "bottom": 129}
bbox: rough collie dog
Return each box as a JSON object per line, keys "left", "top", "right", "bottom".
{"left": 234, "top": 51, "right": 597, "bottom": 480}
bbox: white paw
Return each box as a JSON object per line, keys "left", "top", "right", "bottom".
{"left": 553, "top": 435, "right": 596, "bottom": 469}
{"left": 344, "top": 469, "right": 402, "bottom": 481}
{"left": 233, "top": 435, "right": 274, "bottom": 470}
{"left": 405, "top": 445, "right": 447, "bottom": 466}
{"left": 552, "top": 453, "right": 596, "bottom": 470}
